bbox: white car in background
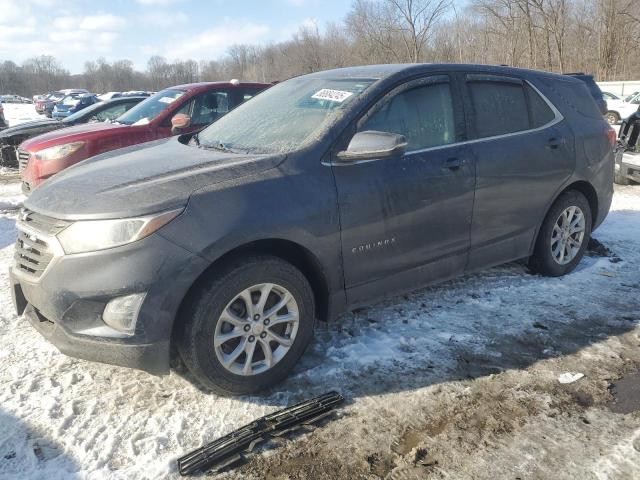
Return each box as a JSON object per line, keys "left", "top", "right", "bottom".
{"left": 603, "top": 91, "right": 640, "bottom": 125}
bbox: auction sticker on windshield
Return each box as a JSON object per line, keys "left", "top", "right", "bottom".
{"left": 311, "top": 89, "right": 353, "bottom": 103}
{"left": 159, "top": 97, "right": 178, "bottom": 104}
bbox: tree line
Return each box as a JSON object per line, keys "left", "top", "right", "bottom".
{"left": 1, "top": 0, "right": 639, "bottom": 97}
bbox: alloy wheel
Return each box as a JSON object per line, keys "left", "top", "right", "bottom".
{"left": 213, "top": 283, "right": 299, "bottom": 376}
{"left": 550, "top": 206, "right": 586, "bottom": 265}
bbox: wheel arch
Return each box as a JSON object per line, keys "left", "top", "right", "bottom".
{"left": 530, "top": 179, "right": 599, "bottom": 254}
{"left": 171, "top": 238, "right": 331, "bottom": 350}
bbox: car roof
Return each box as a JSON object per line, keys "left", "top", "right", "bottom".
{"left": 290, "top": 63, "right": 582, "bottom": 88}
{"left": 300, "top": 63, "right": 579, "bottom": 83}
{"left": 168, "top": 81, "right": 270, "bottom": 92}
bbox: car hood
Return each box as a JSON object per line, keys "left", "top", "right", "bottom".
{"left": 25, "top": 137, "right": 285, "bottom": 220}
{"left": 0, "top": 119, "right": 62, "bottom": 140}
{"left": 21, "top": 122, "right": 130, "bottom": 149}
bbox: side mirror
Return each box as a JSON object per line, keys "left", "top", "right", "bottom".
{"left": 337, "top": 131, "right": 407, "bottom": 163}
{"left": 171, "top": 113, "right": 191, "bottom": 132}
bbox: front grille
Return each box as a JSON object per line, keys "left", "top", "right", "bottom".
{"left": 14, "top": 208, "right": 70, "bottom": 279}
{"left": 17, "top": 148, "right": 30, "bottom": 172}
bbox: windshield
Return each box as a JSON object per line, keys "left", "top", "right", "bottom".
{"left": 63, "top": 100, "right": 105, "bottom": 123}
{"left": 61, "top": 95, "right": 81, "bottom": 106}
{"left": 197, "top": 78, "right": 375, "bottom": 154}
{"left": 115, "top": 88, "right": 185, "bottom": 126}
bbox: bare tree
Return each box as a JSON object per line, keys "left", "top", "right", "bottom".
{"left": 389, "top": 0, "right": 453, "bottom": 62}
{"left": 4, "top": 0, "right": 640, "bottom": 97}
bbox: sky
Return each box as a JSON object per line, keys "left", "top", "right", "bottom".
{"left": 0, "top": 0, "right": 353, "bottom": 74}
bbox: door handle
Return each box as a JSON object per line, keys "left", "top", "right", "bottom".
{"left": 547, "top": 137, "right": 563, "bottom": 149}
{"left": 444, "top": 157, "right": 464, "bottom": 170}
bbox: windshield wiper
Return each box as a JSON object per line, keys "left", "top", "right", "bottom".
{"left": 200, "top": 141, "right": 235, "bottom": 153}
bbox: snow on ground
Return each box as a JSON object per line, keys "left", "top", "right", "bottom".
{"left": 0, "top": 181, "right": 24, "bottom": 213}
{"left": 0, "top": 182, "right": 639, "bottom": 479}
{"left": 2, "top": 103, "right": 43, "bottom": 128}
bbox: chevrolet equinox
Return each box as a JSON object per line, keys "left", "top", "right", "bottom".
{"left": 11, "top": 64, "right": 615, "bottom": 395}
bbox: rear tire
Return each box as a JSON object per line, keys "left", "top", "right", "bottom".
{"left": 177, "top": 255, "right": 315, "bottom": 396}
{"left": 529, "top": 191, "right": 592, "bottom": 277}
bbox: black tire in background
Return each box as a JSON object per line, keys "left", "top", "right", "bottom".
{"left": 605, "top": 111, "right": 620, "bottom": 125}
{"left": 177, "top": 255, "right": 315, "bottom": 396}
{"left": 528, "top": 190, "right": 592, "bottom": 277}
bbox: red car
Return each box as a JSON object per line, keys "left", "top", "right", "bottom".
{"left": 19, "top": 81, "right": 268, "bottom": 193}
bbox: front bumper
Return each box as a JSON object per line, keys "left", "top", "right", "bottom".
{"left": 10, "top": 231, "right": 209, "bottom": 375}
{"left": 20, "top": 302, "right": 170, "bottom": 375}
{"left": 615, "top": 149, "right": 640, "bottom": 183}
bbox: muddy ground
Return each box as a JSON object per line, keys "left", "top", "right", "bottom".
{"left": 235, "top": 306, "right": 640, "bottom": 480}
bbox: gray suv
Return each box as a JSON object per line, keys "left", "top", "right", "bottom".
{"left": 10, "top": 64, "right": 615, "bottom": 395}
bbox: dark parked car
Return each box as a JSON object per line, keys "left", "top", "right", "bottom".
{"left": 11, "top": 64, "right": 614, "bottom": 395}
{"left": 0, "top": 97, "right": 146, "bottom": 167}
{"left": 19, "top": 81, "right": 268, "bottom": 192}
{"left": 52, "top": 93, "right": 99, "bottom": 119}
{"left": 615, "top": 108, "right": 640, "bottom": 184}
{"left": 565, "top": 73, "right": 607, "bottom": 115}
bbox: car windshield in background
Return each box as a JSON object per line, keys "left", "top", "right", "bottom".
{"left": 115, "top": 88, "right": 185, "bottom": 126}
{"left": 61, "top": 96, "right": 80, "bottom": 106}
{"left": 197, "top": 78, "right": 376, "bottom": 154}
{"left": 63, "top": 101, "right": 104, "bottom": 123}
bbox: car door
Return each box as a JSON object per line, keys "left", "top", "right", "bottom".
{"left": 331, "top": 75, "right": 476, "bottom": 305}
{"left": 462, "top": 73, "right": 575, "bottom": 270}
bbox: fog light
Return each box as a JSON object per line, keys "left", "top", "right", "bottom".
{"left": 102, "top": 293, "right": 146, "bottom": 335}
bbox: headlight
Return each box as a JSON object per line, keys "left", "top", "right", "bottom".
{"left": 34, "top": 142, "right": 85, "bottom": 162}
{"left": 57, "top": 209, "right": 182, "bottom": 254}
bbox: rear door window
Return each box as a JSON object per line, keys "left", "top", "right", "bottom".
{"left": 467, "top": 75, "right": 559, "bottom": 138}
{"left": 467, "top": 78, "right": 529, "bottom": 137}
{"left": 360, "top": 80, "right": 456, "bottom": 151}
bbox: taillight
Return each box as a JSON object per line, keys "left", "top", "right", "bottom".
{"left": 606, "top": 127, "right": 617, "bottom": 149}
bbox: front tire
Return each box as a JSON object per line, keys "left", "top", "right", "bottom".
{"left": 177, "top": 255, "right": 315, "bottom": 395}
{"left": 529, "top": 191, "right": 592, "bottom": 277}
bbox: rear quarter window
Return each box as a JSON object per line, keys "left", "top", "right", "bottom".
{"left": 526, "top": 84, "right": 556, "bottom": 127}
{"left": 537, "top": 77, "right": 603, "bottom": 120}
